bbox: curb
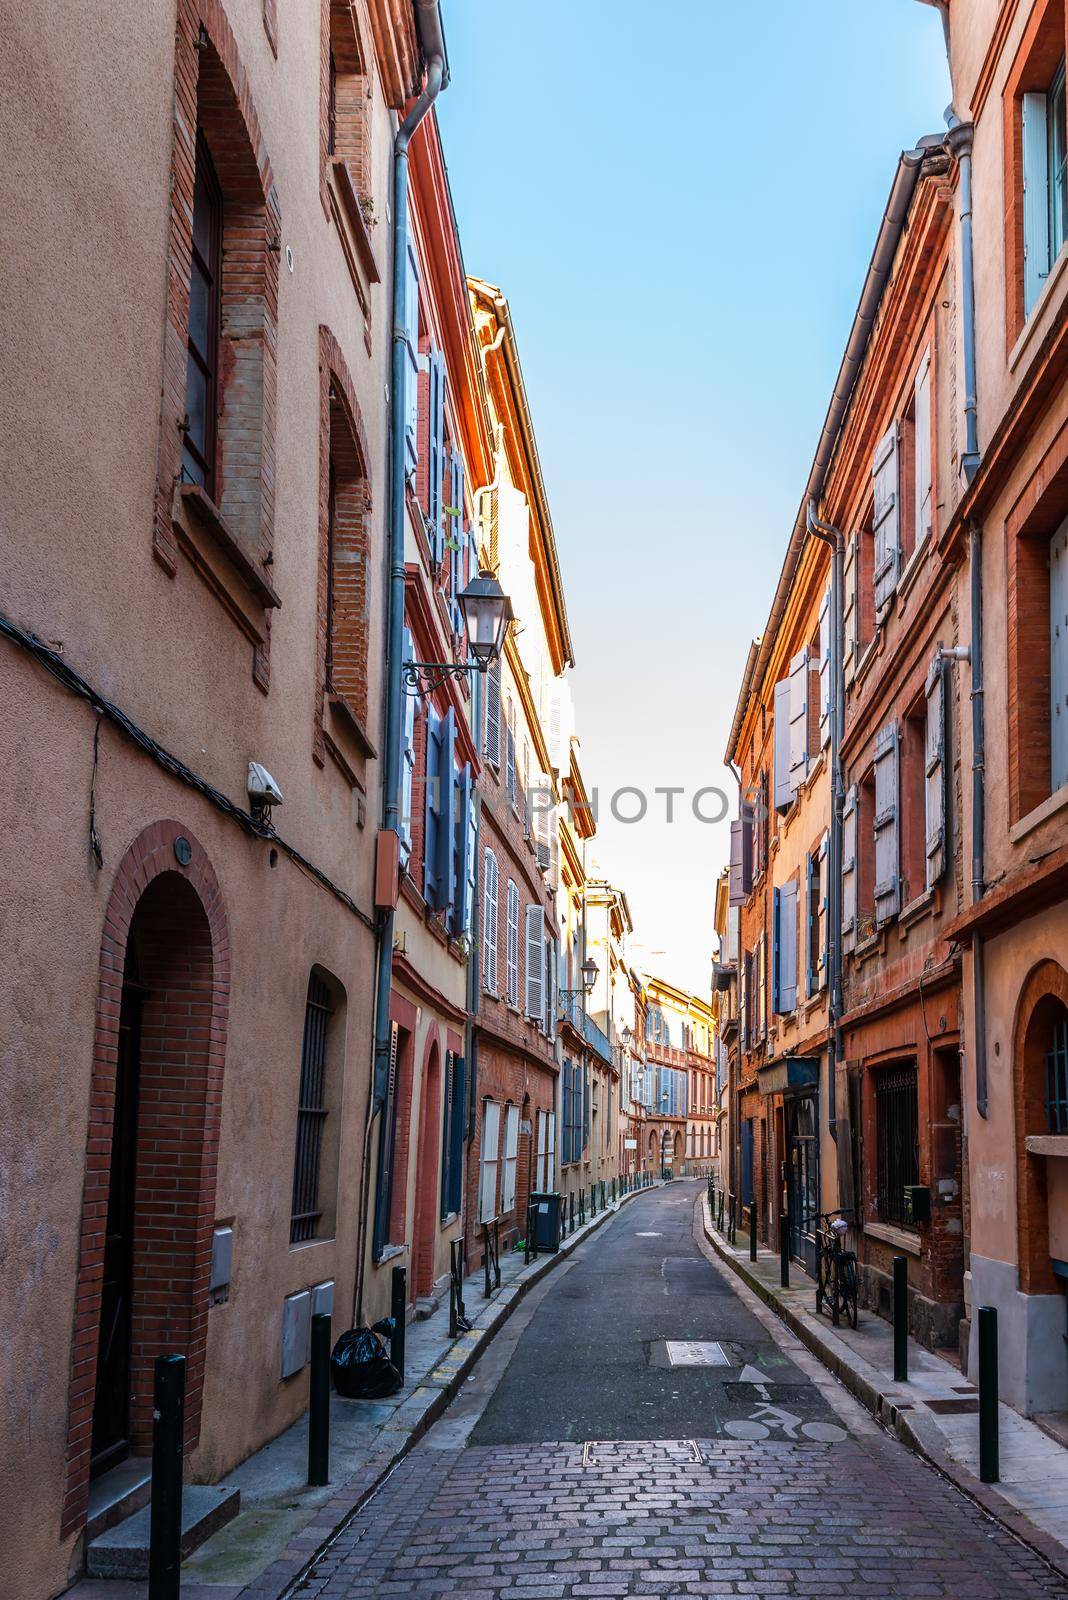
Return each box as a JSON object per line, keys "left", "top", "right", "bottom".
{"left": 700, "top": 1200, "right": 1068, "bottom": 1586}
{"left": 253, "top": 1184, "right": 659, "bottom": 1600}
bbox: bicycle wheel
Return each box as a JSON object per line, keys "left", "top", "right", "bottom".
{"left": 842, "top": 1254, "right": 859, "bottom": 1329}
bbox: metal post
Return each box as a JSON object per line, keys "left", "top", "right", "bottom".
{"left": 978, "top": 1304, "right": 999, "bottom": 1483}
{"left": 390, "top": 1266, "right": 406, "bottom": 1384}
{"left": 148, "top": 1354, "right": 185, "bottom": 1600}
{"left": 308, "top": 1312, "right": 331, "bottom": 1487}
{"left": 749, "top": 1202, "right": 757, "bottom": 1262}
{"left": 718, "top": 1189, "right": 724, "bottom": 1231}
{"left": 779, "top": 1212, "right": 789, "bottom": 1289}
{"left": 893, "top": 1256, "right": 908, "bottom": 1383}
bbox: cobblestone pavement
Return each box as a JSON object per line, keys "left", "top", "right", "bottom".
{"left": 292, "top": 1186, "right": 1068, "bottom": 1598}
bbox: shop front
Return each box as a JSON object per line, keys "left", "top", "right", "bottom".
{"left": 759, "top": 1055, "right": 820, "bottom": 1277}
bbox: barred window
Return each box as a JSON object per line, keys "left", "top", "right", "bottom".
{"left": 875, "top": 1063, "right": 919, "bottom": 1228}
{"left": 291, "top": 971, "right": 342, "bottom": 1243}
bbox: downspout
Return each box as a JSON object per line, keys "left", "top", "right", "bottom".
{"left": 356, "top": 5, "right": 446, "bottom": 1323}
{"left": 807, "top": 504, "right": 845, "bottom": 1140}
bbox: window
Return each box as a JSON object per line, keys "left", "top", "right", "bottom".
{"left": 440, "top": 1051, "right": 465, "bottom": 1219}
{"left": 875, "top": 1064, "right": 919, "bottom": 1227}
{"left": 482, "top": 848, "right": 499, "bottom": 993}
{"left": 1023, "top": 55, "right": 1068, "bottom": 315}
{"left": 524, "top": 905, "right": 545, "bottom": 1019}
{"left": 1047, "top": 1015, "right": 1068, "bottom": 1133}
{"left": 1053, "top": 517, "right": 1068, "bottom": 793}
{"left": 182, "top": 135, "right": 222, "bottom": 495}
{"left": 319, "top": 353, "right": 372, "bottom": 739}
{"left": 506, "top": 699, "right": 518, "bottom": 808}
{"left": 501, "top": 1104, "right": 520, "bottom": 1213}
{"left": 806, "top": 840, "right": 826, "bottom": 997}
{"left": 423, "top": 708, "right": 456, "bottom": 913}
{"left": 535, "top": 1109, "right": 556, "bottom": 1190}
{"left": 506, "top": 880, "right": 520, "bottom": 1006}
{"left": 479, "top": 1100, "right": 500, "bottom": 1222}
{"left": 399, "top": 630, "right": 417, "bottom": 865}
{"left": 484, "top": 657, "right": 502, "bottom": 766}
{"left": 773, "top": 881, "right": 798, "bottom": 1015}
{"left": 1009, "top": 506, "right": 1068, "bottom": 820}
{"left": 291, "top": 971, "right": 343, "bottom": 1244}
{"left": 322, "top": 1, "right": 371, "bottom": 198}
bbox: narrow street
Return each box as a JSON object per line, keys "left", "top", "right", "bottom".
{"left": 294, "top": 1183, "right": 1067, "bottom": 1600}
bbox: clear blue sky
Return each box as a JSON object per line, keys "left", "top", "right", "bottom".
{"left": 437, "top": 0, "right": 951, "bottom": 994}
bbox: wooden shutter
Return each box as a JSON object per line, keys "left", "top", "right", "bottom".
{"left": 775, "top": 881, "right": 797, "bottom": 1014}
{"left": 544, "top": 934, "right": 556, "bottom": 1035}
{"left": 773, "top": 677, "right": 793, "bottom": 812}
{"left": 423, "top": 708, "right": 442, "bottom": 906}
{"left": 525, "top": 904, "right": 544, "bottom": 1018}
{"left": 482, "top": 848, "right": 499, "bottom": 993}
{"left": 872, "top": 424, "right": 900, "bottom": 612}
{"left": 1052, "top": 519, "right": 1068, "bottom": 792}
{"left": 451, "top": 762, "right": 472, "bottom": 935}
{"left": 739, "top": 948, "right": 749, "bottom": 1051}
{"left": 501, "top": 1104, "right": 519, "bottom": 1213}
{"left": 440, "top": 1050, "right": 455, "bottom": 1219}
{"left": 925, "top": 654, "right": 947, "bottom": 887}
{"left": 485, "top": 656, "right": 501, "bottom": 766}
{"left": 1023, "top": 91, "right": 1052, "bottom": 315}
{"left": 756, "top": 933, "right": 766, "bottom": 1039}
{"left": 729, "top": 820, "right": 744, "bottom": 905}
{"left": 818, "top": 583, "right": 831, "bottom": 747}
{"left": 843, "top": 532, "right": 858, "bottom": 684}
{"left": 479, "top": 1100, "right": 500, "bottom": 1222}
{"left": 873, "top": 718, "right": 901, "bottom": 924}
{"left": 535, "top": 1109, "right": 547, "bottom": 1191}
{"left": 506, "top": 879, "right": 520, "bottom": 1005}
{"left": 404, "top": 232, "right": 420, "bottom": 473}
{"left": 506, "top": 701, "right": 517, "bottom": 806}
{"left": 546, "top": 1112, "right": 556, "bottom": 1187}
{"left": 463, "top": 771, "right": 478, "bottom": 935}
{"left": 400, "top": 628, "right": 417, "bottom": 865}
{"left": 914, "top": 349, "right": 933, "bottom": 548}
{"left": 806, "top": 852, "right": 817, "bottom": 999}
{"left": 842, "top": 785, "right": 858, "bottom": 955}
{"left": 427, "top": 346, "right": 446, "bottom": 561}
{"left": 789, "top": 648, "right": 810, "bottom": 789}
{"left": 447, "top": 1054, "right": 465, "bottom": 1215}
{"left": 435, "top": 707, "right": 456, "bottom": 915}
{"left": 818, "top": 831, "right": 829, "bottom": 985}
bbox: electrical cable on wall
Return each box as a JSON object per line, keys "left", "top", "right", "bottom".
{"left": 1, "top": 611, "right": 375, "bottom": 932}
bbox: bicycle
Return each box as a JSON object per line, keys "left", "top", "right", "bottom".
{"left": 812, "top": 1209, "right": 859, "bottom": 1329}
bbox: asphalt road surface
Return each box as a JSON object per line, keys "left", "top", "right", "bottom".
{"left": 296, "top": 1181, "right": 1068, "bottom": 1598}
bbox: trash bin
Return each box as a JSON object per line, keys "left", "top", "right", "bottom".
{"left": 528, "top": 1191, "right": 562, "bottom": 1252}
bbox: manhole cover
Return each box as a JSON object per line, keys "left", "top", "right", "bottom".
{"left": 665, "top": 1340, "right": 731, "bottom": 1367}
{"left": 583, "top": 1438, "right": 703, "bottom": 1466}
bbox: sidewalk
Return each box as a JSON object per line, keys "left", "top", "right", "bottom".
{"left": 66, "top": 1181, "right": 656, "bottom": 1600}
{"left": 702, "top": 1195, "right": 1068, "bottom": 1581}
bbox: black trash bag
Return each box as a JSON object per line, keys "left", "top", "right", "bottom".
{"left": 330, "top": 1322, "right": 403, "bottom": 1399}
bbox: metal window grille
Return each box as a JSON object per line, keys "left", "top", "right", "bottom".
{"left": 291, "top": 973, "right": 333, "bottom": 1243}
{"left": 875, "top": 1064, "right": 919, "bottom": 1227}
{"left": 1047, "top": 1017, "right": 1068, "bottom": 1134}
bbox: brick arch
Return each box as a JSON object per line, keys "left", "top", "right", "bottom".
{"left": 314, "top": 325, "right": 374, "bottom": 764}
{"left": 411, "top": 1033, "right": 443, "bottom": 1300}
{"left": 62, "top": 822, "right": 229, "bottom": 1536}
{"left": 1012, "top": 958, "right": 1068, "bottom": 1296}
{"left": 154, "top": 0, "right": 281, "bottom": 690}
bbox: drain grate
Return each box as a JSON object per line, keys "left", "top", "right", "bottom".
{"left": 924, "top": 1397, "right": 979, "bottom": 1414}
{"left": 582, "top": 1438, "right": 703, "bottom": 1467}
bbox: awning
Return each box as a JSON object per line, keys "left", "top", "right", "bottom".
{"left": 757, "top": 1056, "right": 820, "bottom": 1097}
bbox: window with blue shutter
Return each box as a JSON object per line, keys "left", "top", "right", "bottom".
{"left": 873, "top": 719, "right": 901, "bottom": 924}
{"left": 805, "top": 850, "right": 818, "bottom": 998}
{"left": 423, "top": 708, "right": 441, "bottom": 905}
{"left": 440, "top": 1052, "right": 465, "bottom": 1219}
{"left": 872, "top": 425, "right": 900, "bottom": 612}
{"left": 788, "top": 650, "right": 810, "bottom": 790}
{"left": 582, "top": 1062, "right": 590, "bottom": 1152}
{"left": 925, "top": 655, "right": 948, "bottom": 886}
{"left": 426, "top": 707, "right": 456, "bottom": 914}
{"left": 450, "top": 762, "right": 474, "bottom": 936}
{"left": 1023, "top": 86, "right": 1053, "bottom": 316}
{"left": 404, "top": 231, "right": 420, "bottom": 474}
{"left": 842, "top": 785, "right": 858, "bottom": 955}
{"left": 399, "top": 628, "right": 417, "bottom": 865}
{"left": 773, "top": 677, "right": 793, "bottom": 812}
{"left": 485, "top": 656, "right": 501, "bottom": 766}
{"left": 774, "top": 881, "right": 797, "bottom": 1014}
{"left": 818, "top": 832, "right": 829, "bottom": 987}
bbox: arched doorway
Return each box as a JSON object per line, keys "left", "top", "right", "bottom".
{"left": 63, "top": 825, "right": 228, "bottom": 1535}
{"left": 1015, "top": 965, "right": 1068, "bottom": 1296}
{"left": 411, "top": 1038, "right": 442, "bottom": 1301}
{"left": 648, "top": 1130, "right": 658, "bottom": 1168}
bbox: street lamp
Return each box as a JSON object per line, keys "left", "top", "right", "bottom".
{"left": 403, "top": 569, "right": 513, "bottom": 694}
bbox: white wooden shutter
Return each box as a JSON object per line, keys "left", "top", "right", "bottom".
{"left": 873, "top": 425, "right": 900, "bottom": 612}
{"left": 525, "top": 905, "right": 544, "bottom": 1018}
{"left": 788, "top": 648, "right": 810, "bottom": 788}
{"left": 479, "top": 1100, "right": 500, "bottom": 1222}
{"left": 873, "top": 718, "right": 901, "bottom": 924}
{"left": 729, "top": 820, "right": 744, "bottom": 906}
{"left": 773, "top": 677, "right": 793, "bottom": 812}
{"left": 501, "top": 1104, "right": 519, "bottom": 1213}
{"left": 817, "top": 831, "right": 829, "bottom": 983}
{"left": 914, "top": 349, "right": 933, "bottom": 549}
{"left": 506, "top": 879, "right": 520, "bottom": 1005}
{"left": 1053, "top": 519, "right": 1068, "bottom": 792}
{"left": 544, "top": 934, "right": 556, "bottom": 1035}
{"left": 925, "top": 654, "right": 947, "bottom": 888}
{"left": 399, "top": 629, "right": 417, "bottom": 865}
{"left": 843, "top": 532, "right": 858, "bottom": 684}
{"left": 776, "top": 881, "right": 798, "bottom": 1014}
{"left": 534, "top": 770, "right": 551, "bottom": 871}
{"left": 485, "top": 657, "right": 501, "bottom": 766}
{"left": 1023, "top": 91, "right": 1052, "bottom": 316}
{"left": 505, "top": 699, "right": 517, "bottom": 805}
{"left": 535, "top": 1110, "right": 548, "bottom": 1192}
{"left": 818, "top": 583, "right": 831, "bottom": 747}
{"left": 842, "top": 784, "right": 858, "bottom": 955}
{"left": 546, "top": 1112, "right": 556, "bottom": 1187}
{"left": 482, "top": 848, "right": 499, "bottom": 993}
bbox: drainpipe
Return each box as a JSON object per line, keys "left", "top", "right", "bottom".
{"left": 968, "top": 519, "right": 988, "bottom": 1114}
{"left": 807, "top": 503, "right": 845, "bottom": 1140}
{"left": 356, "top": 3, "right": 447, "bottom": 1323}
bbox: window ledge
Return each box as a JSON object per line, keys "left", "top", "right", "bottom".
{"left": 1025, "top": 1134, "right": 1068, "bottom": 1157}
{"left": 897, "top": 539, "right": 930, "bottom": 607}
{"left": 330, "top": 159, "right": 381, "bottom": 283}
{"left": 178, "top": 484, "right": 282, "bottom": 609}
{"left": 1010, "top": 782, "right": 1068, "bottom": 845}
{"left": 377, "top": 1242, "right": 407, "bottom": 1264}
{"left": 864, "top": 1220, "right": 922, "bottom": 1256}
{"left": 1010, "top": 240, "right": 1068, "bottom": 375}
{"left": 899, "top": 886, "right": 937, "bottom": 933}
{"left": 328, "top": 692, "right": 377, "bottom": 760}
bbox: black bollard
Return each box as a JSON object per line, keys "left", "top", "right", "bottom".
{"left": 779, "top": 1213, "right": 790, "bottom": 1288}
{"left": 390, "top": 1265, "right": 406, "bottom": 1384}
{"left": 308, "top": 1312, "right": 331, "bottom": 1486}
{"left": 978, "top": 1305, "right": 999, "bottom": 1483}
{"left": 149, "top": 1354, "right": 185, "bottom": 1600}
{"left": 893, "top": 1256, "right": 908, "bottom": 1383}
{"left": 718, "top": 1189, "right": 724, "bottom": 1232}
{"left": 750, "top": 1202, "right": 757, "bottom": 1262}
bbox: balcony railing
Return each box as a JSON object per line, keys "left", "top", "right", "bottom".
{"left": 559, "top": 992, "right": 613, "bottom": 1064}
